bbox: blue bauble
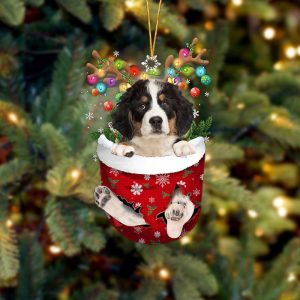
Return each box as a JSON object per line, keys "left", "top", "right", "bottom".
{"left": 96, "top": 82, "right": 107, "bottom": 94}
{"left": 201, "top": 75, "right": 212, "bottom": 86}
{"left": 195, "top": 66, "right": 206, "bottom": 78}
{"left": 167, "top": 68, "right": 176, "bottom": 77}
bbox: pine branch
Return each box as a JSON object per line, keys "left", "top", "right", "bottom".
{"left": 186, "top": 116, "right": 212, "bottom": 140}
{"left": 70, "top": 284, "right": 118, "bottom": 300}
{"left": 133, "top": 279, "right": 165, "bottom": 300}
{"left": 0, "top": 0, "right": 25, "bottom": 26}
{"left": 99, "top": 0, "right": 125, "bottom": 31}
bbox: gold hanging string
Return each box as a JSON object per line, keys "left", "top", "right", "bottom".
{"left": 146, "top": 0, "right": 163, "bottom": 57}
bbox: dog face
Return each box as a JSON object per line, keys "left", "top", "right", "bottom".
{"left": 112, "top": 79, "right": 193, "bottom": 140}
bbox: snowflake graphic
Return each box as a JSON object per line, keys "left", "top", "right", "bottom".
{"left": 186, "top": 79, "right": 191, "bottom": 84}
{"left": 144, "top": 174, "right": 151, "bottom": 181}
{"left": 135, "top": 202, "right": 142, "bottom": 208}
{"left": 113, "top": 50, "right": 120, "bottom": 57}
{"left": 177, "top": 180, "right": 186, "bottom": 188}
{"left": 154, "top": 231, "right": 161, "bottom": 238}
{"left": 200, "top": 174, "right": 204, "bottom": 181}
{"left": 204, "top": 136, "right": 210, "bottom": 143}
{"left": 109, "top": 168, "right": 120, "bottom": 176}
{"left": 131, "top": 182, "right": 143, "bottom": 195}
{"left": 193, "top": 109, "right": 199, "bottom": 119}
{"left": 149, "top": 197, "right": 155, "bottom": 203}
{"left": 141, "top": 55, "right": 161, "bottom": 72}
{"left": 138, "top": 238, "right": 145, "bottom": 244}
{"left": 92, "top": 154, "right": 98, "bottom": 162}
{"left": 134, "top": 227, "right": 143, "bottom": 234}
{"left": 205, "top": 91, "right": 210, "bottom": 97}
{"left": 155, "top": 174, "right": 170, "bottom": 188}
{"left": 97, "top": 128, "right": 104, "bottom": 133}
{"left": 193, "top": 189, "right": 201, "bottom": 196}
{"left": 85, "top": 112, "right": 94, "bottom": 120}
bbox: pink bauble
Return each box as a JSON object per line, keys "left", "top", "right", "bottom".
{"left": 87, "top": 74, "right": 98, "bottom": 85}
{"left": 179, "top": 48, "right": 190, "bottom": 58}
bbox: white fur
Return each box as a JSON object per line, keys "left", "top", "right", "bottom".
{"left": 112, "top": 144, "right": 135, "bottom": 156}
{"left": 141, "top": 80, "right": 170, "bottom": 136}
{"left": 173, "top": 140, "right": 196, "bottom": 157}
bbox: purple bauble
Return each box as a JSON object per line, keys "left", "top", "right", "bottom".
{"left": 179, "top": 48, "right": 190, "bottom": 58}
{"left": 106, "top": 77, "right": 117, "bottom": 87}
{"left": 87, "top": 74, "right": 98, "bottom": 85}
{"left": 174, "top": 76, "right": 182, "bottom": 85}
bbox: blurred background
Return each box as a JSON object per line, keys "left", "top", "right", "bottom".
{"left": 0, "top": 0, "right": 300, "bottom": 299}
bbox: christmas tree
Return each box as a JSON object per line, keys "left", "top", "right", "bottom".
{"left": 0, "top": 0, "right": 300, "bottom": 299}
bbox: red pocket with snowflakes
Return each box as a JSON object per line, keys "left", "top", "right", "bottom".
{"left": 97, "top": 134, "right": 205, "bottom": 244}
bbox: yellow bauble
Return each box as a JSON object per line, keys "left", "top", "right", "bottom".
{"left": 173, "top": 58, "right": 182, "bottom": 69}
{"left": 167, "top": 77, "right": 176, "bottom": 85}
{"left": 119, "top": 83, "right": 131, "bottom": 92}
{"left": 96, "top": 68, "right": 106, "bottom": 78}
{"left": 140, "top": 72, "right": 149, "bottom": 80}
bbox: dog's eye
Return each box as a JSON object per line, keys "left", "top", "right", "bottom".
{"left": 140, "top": 104, "right": 146, "bottom": 110}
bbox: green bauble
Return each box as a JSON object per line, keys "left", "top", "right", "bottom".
{"left": 201, "top": 75, "right": 212, "bottom": 86}
{"left": 181, "top": 65, "right": 194, "bottom": 77}
{"left": 115, "top": 59, "right": 125, "bottom": 71}
{"left": 115, "top": 92, "right": 123, "bottom": 103}
{"left": 148, "top": 68, "right": 161, "bottom": 76}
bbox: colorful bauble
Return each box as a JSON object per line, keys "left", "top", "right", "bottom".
{"left": 104, "top": 77, "right": 117, "bottom": 87}
{"left": 201, "top": 75, "right": 212, "bottom": 86}
{"left": 148, "top": 68, "right": 161, "bottom": 76}
{"left": 181, "top": 65, "right": 194, "bottom": 77}
{"left": 87, "top": 74, "right": 98, "bottom": 85}
{"left": 103, "top": 100, "right": 114, "bottom": 112}
{"left": 195, "top": 66, "right": 206, "bottom": 77}
{"left": 96, "top": 82, "right": 107, "bottom": 94}
{"left": 173, "top": 58, "right": 182, "bottom": 69}
{"left": 179, "top": 48, "right": 190, "bottom": 58}
{"left": 92, "top": 88, "right": 99, "bottom": 96}
{"left": 119, "top": 82, "right": 131, "bottom": 92}
{"left": 140, "top": 72, "right": 149, "bottom": 80}
{"left": 174, "top": 76, "right": 182, "bottom": 85}
{"left": 167, "top": 67, "right": 176, "bottom": 77}
{"left": 178, "top": 82, "right": 186, "bottom": 90}
{"left": 96, "top": 68, "right": 106, "bottom": 78}
{"left": 190, "top": 87, "right": 201, "bottom": 98}
{"left": 115, "top": 92, "right": 123, "bottom": 103}
{"left": 115, "top": 59, "right": 125, "bottom": 71}
{"left": 130, "top": 65, "right": 140, "bottom": 77}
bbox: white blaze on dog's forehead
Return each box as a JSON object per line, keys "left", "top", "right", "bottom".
{"left": 147, "top": 79, "right": 162, "bottom": 107}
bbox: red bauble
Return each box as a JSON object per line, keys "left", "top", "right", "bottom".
{"left": 103, "top": 100, "right": 114, "bottom": 112}
{"left": 130, "top": 65, "right": 140, "bottom": 77}
{"left": 190, "top": 87, "right": 201, "bottom": 98}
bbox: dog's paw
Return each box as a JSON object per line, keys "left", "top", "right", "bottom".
{"left": 173, "top": 141, "right": 195, "bottom": 157}
{"left": 112, "top": 144, "right": 135, "bottom": 157}
{"left": 94, "top": 186, "right": 111, "bottom": 208}
{"left": 165, "top": 203, "right": 184, "bottom": 221}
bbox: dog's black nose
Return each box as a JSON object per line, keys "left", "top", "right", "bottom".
{"left": 149, "top": 116, "right": 163, "bottom": 128}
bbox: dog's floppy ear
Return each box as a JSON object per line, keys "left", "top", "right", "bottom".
{"left": 174, "top": 89, "right": 193, "bottom": 136}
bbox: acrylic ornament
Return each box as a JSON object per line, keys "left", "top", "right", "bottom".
{"left": 190, "top": 87, "right": 201, "bottom": 98}
{"left": 96, "top": 82, "right": 107, "bottom": 94}
{"left": 201, "top": 75, "right": 212, "bottom": 86}
{"left": 103, "top": 101, "right": 114, "bottom": 112}
{"left": 87, "top": 74, "right": 98, "bottom": 85}
{"left": 195, "top": 66, "right": 206, "bottom": 77}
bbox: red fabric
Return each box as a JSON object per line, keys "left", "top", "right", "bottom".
{"left": 100, "top": 156, "right": 205, "bottom": 244}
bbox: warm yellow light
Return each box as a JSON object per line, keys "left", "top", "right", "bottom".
{"left": 206, "top": 154, "right": 212, "bottom": 162}
{"left": 5, "top": 219, "right": 13, "bottom": 228}
{"left": 7, "top": 112, "right": 19, "bottom": 124}
{"left": 297, "top": 46, "right": 300, "bottom": 56}
{"left": 158, "top": 268, "right": 171, "bottom": 280}
{"left": 70, "top": 168, "right": 81, "bottom": 180}
{"left": 232, "top": 0, "right": 243, "bottom": 6}
{"left": 180, "top": 236, "right": 192, "bottom": 245}
{"left": 277, "top": 207, "right": 288, "bottom": 218}
{"left": 274, "top": 61, "right": 284, "bottom": 71}
{"left": 263, "top": 27, "right": 275, "bottom": 40}
{"left": 273, "top": 196, "right": 285, "bottom": 208}
{"left": 270, "top": 113, "right": 278, "bottom": 121}
{"left": 248, "top": 209, "right": 258, "bottom": 219}
{"left": 287, "top": 273, "right": 296, "bottom": 282}
{"left": 125, "top": 0, "right": 137, "bottom": 9}
{"left": 262, "top": 163, "right": 273, "bottom": 174}
{"left": 204, "top": 21, "right": 214, "bottom": 31}
{"left": 237, "top": 102, "right": 245, "bottom": 110}
{"left": 285, "top": 46, "right": 296, "bottom": 59}
{"left": 140, "top": 72, "right": 149, "bottom": 80}
{"left": 255, "top": 228, "right": 264, "bottom": 237}
{"left": 218, "top": 207, "right": 227, "bottom": 216}
{"left": 49, "top": 245, "right": 62, "bottom": 254}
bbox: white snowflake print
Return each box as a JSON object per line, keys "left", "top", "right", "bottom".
{"left": 186, "top": 79, "right": 191, "bottom": 84}
{"left": 155, "top": 174, "right": 170, "bottom": 188}
{"left": 109, "top": 168, "right": 120, "bottom": 176}
{"left": 193, "top": 188, "right": 201, "bottom": 196}
{"left": 149, "top": 197, "right": 155, "bottom": 203}
{"left": 194, "top": 162, "right": 199, "bottom": 167}
{"left": 193, "top": 109, "right": 199, "bottom": 119}
{"left": 134, "top": 227, "right": 143, "bottom": 234}
{"left": 141, "top": 55, "right": 161, "bottom": 72}
{"left": 135, "top": 202, "right": 142, "bottom": 208}
{"left": 177, "top": 180, "right": 186, "bottom": 188}
{"left": 97, "top": 128, "right": 104, "bottom": 133}
{"left": 154, "top": 231, "right": 161, "bottom": 238}
{"left": 85, "top": 112, "right": 94, "bottom": 120}
{"left": 204, "top": 136, "right": 210, "bottom": 143}
{"left": 92, "top": 154, "right": 98, "bottom": 162}
{"left": 200, "top": 174, "right": 204, "bottom": 181}
{"left": 138, "top": 238, "right": 145, "bottom": 244}
{"left": 131, "top": 182, "right": 143, "bottom": 195}
{"left": 205, "top": 91, "right": 210, "bottom": 97}
{"left": 144, "top": 174, "right": 151, "bottom": 181}
{"left": 113, "top": 50, "right": 120, "bottom": 57}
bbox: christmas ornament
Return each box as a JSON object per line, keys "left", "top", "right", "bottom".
{"left": 115, "top": 92, "right": 123, "bottom": 103}
{"left": 174, "top": 76, "right": 182, "bottom": 85}
{"left": 130, "top": 65, "right": 140, "bottom": 77}
{"left": 167, "top": 67, "right": 176, "bottom": 77}
{"left": 119, "top": 82, "right": 131, "bottom": 92}
{"left": 178, "top": 81, "right": 186, "bottom": 90}
{"left": 96, "top": 68, "right": 106, "bottom": 78}
{"left": 173, "top": 58, "right": 182, "bottom": 69}
{"left": 92, "top": 88, "right": 99, "bottom": 96}
{"left": 96, "top": 82, "right": 107, "bottom": 94}
{"left": 201, "top": 75, "right": 212, "bottom": 86}
{"left": 104, "top": 77, "right": 117, "bottom": 87}
{"left": 148, "top": 68, "right": 161, "bottom": 76}
{"left": 195, "top": 66, "right": 206, "bottom": 77}
{"left": 181, "top": 65, "right": 194, "bottom": 77}
{"left": 190, "top": 87, "right": 201, "bottom": 98}
{"left": 115, "top": 59, "right": 125, "bottom": 71}
{"left": 141, "top": 55, "right": 161, "bottom": 72}
{"left": 103, "top": 100, "right": 114, "bottom": 112}
{"left": 140, "top": 72, "right": 149, "bottom": 80}
{"left": 87, "top": 74, "right": 98, "bottom": 85}
{"left": 179, "top": 48, "right": 190, "bottom": 58}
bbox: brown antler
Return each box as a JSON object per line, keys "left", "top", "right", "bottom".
{"left": 86, "top": 50, "right": 129, "bottom": 81}
{"left": 164, "top": 37, "right": 209, "bottom": 81}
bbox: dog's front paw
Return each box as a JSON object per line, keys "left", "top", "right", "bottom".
{"left": 165, "top": 203, "right": 184, "bottom": 221}
{"left": 173, "top": 141, "right": 195, "bottom": 157}
{"left": 112, "top": 144, "right": 135, "bottom": 157}
{"left": 94, "top": 186, "right": 111, "bottom": 208}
